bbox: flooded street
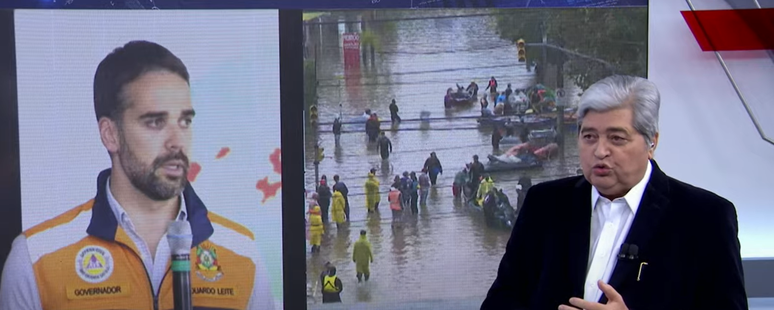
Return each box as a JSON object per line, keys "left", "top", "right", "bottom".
{"left": 304, "top": 10, "right": 582, "bottom": 305}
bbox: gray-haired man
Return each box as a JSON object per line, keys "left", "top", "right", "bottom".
{"left": 482, "top": 75, "right": 746, "bottom": 310}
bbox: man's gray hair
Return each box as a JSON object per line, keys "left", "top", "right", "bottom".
{"left": 577, "top": 75, "right": 661, "bottom": 146}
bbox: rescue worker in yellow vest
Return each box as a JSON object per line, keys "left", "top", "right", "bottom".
{"left": 321, "top": 266, "right": 343, "bottom": 303}
{"left": 0, "top": 41, "right": 274, "bottom": 310}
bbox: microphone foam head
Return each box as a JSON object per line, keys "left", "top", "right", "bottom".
{"left": 629, "top": 244, "right": 639, "bottom": 256}
{"left": 167, "top": 220, "right": 193, "bottom": 255}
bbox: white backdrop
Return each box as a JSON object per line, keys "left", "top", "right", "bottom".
{"left": 649, "top": 0, "right": 774, "bottom": 258}
{"left": 14, "top": 10, "right": 283, "bottom": 307}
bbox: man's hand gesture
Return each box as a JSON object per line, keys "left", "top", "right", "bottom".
{"left": 558, "top": 280, "right": 628, "bottom": 310}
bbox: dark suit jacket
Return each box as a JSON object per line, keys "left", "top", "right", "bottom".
{"left": 481, "top": 160, "right": 747, "bottom": 310}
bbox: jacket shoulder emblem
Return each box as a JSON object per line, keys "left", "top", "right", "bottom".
{"left": 195, "top": 241, "right": 223, "bottom": 282}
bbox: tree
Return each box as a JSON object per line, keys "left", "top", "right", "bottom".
{"left": 495, "top": 8, "right": 648, "bottom": 90}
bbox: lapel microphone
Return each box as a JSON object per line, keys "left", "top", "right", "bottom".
{"left": 618, "top": 243, "right": 639, "bottom": 260}
{"left": 618, "top": 243, "right": 630, "bottom": 259}
{"left": 627, "top": 244, "right": 639, "bottom": 260}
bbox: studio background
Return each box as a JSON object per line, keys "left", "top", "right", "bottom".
{"left": 649, "top": 0, "right": 774, "bottom": 259}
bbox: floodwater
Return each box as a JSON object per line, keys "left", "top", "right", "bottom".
{"left": 304, "top": 10, "right": 582, "bottom": 306}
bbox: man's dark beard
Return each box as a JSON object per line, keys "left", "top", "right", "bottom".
{"left": 119, "top": 141, "right": 190, "bottom": 201}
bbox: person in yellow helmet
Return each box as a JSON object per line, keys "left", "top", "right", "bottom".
{"left": 331, "top": 190, "right": 347, "bottom": 229}
{"left": 364, "top": 171, "right": 381, "bottom": 213}
{"left": 308, "top": 205, "right": 324, "bottom": 253}
{"left": 321, "top": 266, "right": 343, "bottom": 303}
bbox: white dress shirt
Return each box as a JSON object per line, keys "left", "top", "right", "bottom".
{"left": 106, "top": 177, "right": 187, "bottom": 293}
{"left": 584, "top": 161, "right": 652, "bottom": 303}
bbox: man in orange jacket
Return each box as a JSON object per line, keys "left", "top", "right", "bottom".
{"left": 0, "top": 40, "right": 274, "bottom": 310}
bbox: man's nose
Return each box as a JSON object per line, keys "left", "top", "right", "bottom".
{"left": 165, "top": 125, "right": 186, "bottom": 152}
{"left": 593, "top": 141, "right": 611, "bottom": 159}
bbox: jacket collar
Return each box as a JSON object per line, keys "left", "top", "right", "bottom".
{"left": 600, "top": 159, "right": 671, "bottom": 303}
{"left": 567, "top": 159, "right": 671, "bottom": 301}
{"left": 590, "top": 160, "right": 652, "bottom": 216}
{"left": 86, "top": 168, "right": 214, "bottom": 248}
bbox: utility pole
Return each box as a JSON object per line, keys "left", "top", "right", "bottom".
{"left": 338, "top": 79, "right": 342, "bottom": 118}
{"left": 360, "top": 14, "right": 367, "bottom": 65}
{"left": 541, "top": 22, "right": 548, "bottom": 85}
{"left": 314, "top": 44, "right": 318, "bottom": 81}
{"left": 555, "top": 94, "right": 566, "bottom": 161}
{"left": 314, "top": 144, "right": 320, "bottom": 189}
{"left": 370, "top": 10, "right": 376, "bottom": 67}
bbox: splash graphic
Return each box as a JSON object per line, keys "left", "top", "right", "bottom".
{"left": 256, "top": 177, "right": 282, "bottom": 203}
{"left": 185, "top": 147, "right": 281, "bottom": 205}
{"left": 216, "top": 147, "right": 231, "bottom": 159}
{"left": 256, "top": 148, "right": 282, "bottom": 204}
{"left": 269, "top": 149, "right": 281, "bottom": 174}
{"left": 188, "top": 162, "right": 202, "bottom": 183}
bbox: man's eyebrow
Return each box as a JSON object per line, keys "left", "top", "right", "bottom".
{"left": 138, "top": 111, "right": 168, "bottom": 119}
{"left": 605, "top": 127, "right": 630, "bottom": 135}
{"left": 181, "top": 109, "right": 196, "bottom": 118}
{"left": 580, "top": 127, "right": 631, "bottom": 134}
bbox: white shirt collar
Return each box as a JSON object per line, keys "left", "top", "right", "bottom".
{"left": 591, "top": 160, "right": 652, "bottom": 214}
{"left": 106, "top": 176, "right": 187, "bottom": 227}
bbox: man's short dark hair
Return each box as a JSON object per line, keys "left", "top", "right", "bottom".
{"left": 93, "top": 40, "right": 190, "bottom": 123}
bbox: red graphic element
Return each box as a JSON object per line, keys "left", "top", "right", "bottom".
{"left": 188, "top": 162, "right": 201, "bottom": 183}
{"left": 269, "top": 148, "right": 281, "bottom": 175}
{"left": 682, "top": 8, "right": 774, "bottom": 51}
{"left": 256, "top": 177, "right": 282, "bottom": 204}
{"left": 216, "top": 147, "right": 231, "bottom": 159}
{"left": 343, "top": 33, "right": 363, "bottom": 101}
{"left": 343, "top": 32, "right": 361, "bottom": 71}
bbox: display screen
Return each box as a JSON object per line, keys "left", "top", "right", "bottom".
{"left": 302, "top": 7, "right": 647, "bottom": 307}
{"left": 5, "top": 9, "right": 283, "bottom": 309}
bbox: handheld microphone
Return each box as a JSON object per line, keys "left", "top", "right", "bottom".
{"left": 167, "top": 220, "right": 193, "bottom": 310}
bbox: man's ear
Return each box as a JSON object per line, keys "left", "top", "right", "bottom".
{"left": 99, "top": 117, "right": 120, "bottom": 154}
{"left": 648, "top": 132, "right": 660, "bottom": 159}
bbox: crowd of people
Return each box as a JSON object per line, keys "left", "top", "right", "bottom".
{"left": 306, "top": 87, "right": 546, "bottom": 304}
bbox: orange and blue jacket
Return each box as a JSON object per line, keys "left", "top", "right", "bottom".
{"left": 20, "top": 169, "right": 259, "bottom": 310}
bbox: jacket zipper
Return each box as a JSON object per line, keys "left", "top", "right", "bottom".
{"left": 157, "top": 266, "right": 171, "bottom": 310}
{"left": 117, "top": 242, "right": 163, "bottom": 310}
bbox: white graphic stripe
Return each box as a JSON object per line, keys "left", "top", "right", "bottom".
{"left": 27, "top": 210, "right": 92, "bottom": 265}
